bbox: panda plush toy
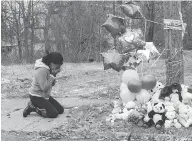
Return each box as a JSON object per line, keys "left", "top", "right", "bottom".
{"left": 144, "top": 102, "right": 166, "bottom": 129}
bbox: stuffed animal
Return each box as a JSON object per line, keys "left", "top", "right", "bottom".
{"left": 173, "top": 119, "right": 182, "bottom": 128}
{"left": 164, "top": 101, "right": 175, "bottom": 112}
{"left": 165, "top": 110, "right": 176, "bottom": 128}
{"left": 114, "top": 109, "right": 135, "bottom": 121}
{"left": 149, "top": 81, "right": 164, "bottom": 102}
{"left": 164, "top": 120, "right": 173, "bottom": 128}
{"left": 170, "top": 93, "right": 182, "bottom": 110}
{"left": 151, "top": 89, "right": 162, "bottom": 102}
{"left": 178, "top": 103, "right": 192, "bottom": 127}
{"left": 164, "top": 100, "right": 182, "bottom": 128}
{"left": 165, "top": 118, "right": 181, "bottom": 129}
{"left": 125, "top": 101, "right": 136, "bottom": 109}
{"left": 112, "top": 100, "right": 122, "bottom": 114}
{"left": 181, "top": 84, "right": 192, "bottom": 105}
{"left": 144, "top": 102, "right": 166, "bottom": 129}
{"left": 164, "top": 101, "right": 176, "bottom": 127}
{"left": 148, "top": 81, "right": 164, "bottom": 95}
{"left": 143, "top": 101, "right": 152, "bottom": 123}
{"left": 160, "top": 83, "right": 182, "bottom": 102}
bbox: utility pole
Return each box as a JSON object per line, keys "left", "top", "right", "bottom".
{"left": 163, "top": 1, "right": 184, "bottom": 85}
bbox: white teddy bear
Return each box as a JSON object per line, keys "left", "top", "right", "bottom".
{"left": 181, "top": 84, "right": 192, "bottom": 106}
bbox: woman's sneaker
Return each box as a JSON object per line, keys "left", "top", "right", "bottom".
{"left": 23, "top": 101, "right": 36, "bottom": 117}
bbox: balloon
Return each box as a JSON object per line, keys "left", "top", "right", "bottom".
{"left": 128, "top": 79, "right": 142, "bottom": 93}
{"left": 123, "top": 53, "right": 142, "bottom": 69}
{"left": 119, "top": 28, "right": 145, "bottom": 52}
{"left": 121, "top": 69, "right": 140, "bottom": 84}
{"left": 120, "top": 83, "right": 136, "bottom": 103}
{"left": 141, "top": 75, "right": 157, "bottom": 90}
{"left": 102, "top": 14, "right": 126, "bottom": 37}
{"left": 120, "top": 82, "right": 128, "bottom": 92}
{"left": 136, "top": 89, "right": 151, "bottom": 104}
{"left": 101, "top": 49, "right": 126, "bottom": 72}
{"left": 120, "top": 2, "right": 142, "bottom": 19}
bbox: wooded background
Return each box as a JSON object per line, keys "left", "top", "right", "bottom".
{"left": 1, "top": 1, "right": 192, "bottom": 65}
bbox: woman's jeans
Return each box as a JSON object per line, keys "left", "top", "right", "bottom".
{"left": 30, "top": 95, "right": 64, "bottom": 118}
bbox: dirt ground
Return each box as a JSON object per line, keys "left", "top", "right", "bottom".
{"left": 1, "top": 51, "right": 192, "bottom": 141}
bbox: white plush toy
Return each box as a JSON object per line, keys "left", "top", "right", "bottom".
{"left": 164, "top": 101, "right": 175, "bottom": 112}
{"left": 173, "top": 119, "right": 182, "bottom": 129}
{"left": 143, "top": 101, "right": 153, "bottom": 122}
{"left": 112, "top": 100, "right": 122, "bottom": 114}
{"left": 181, "top": 84, "right": 192, "bottom": 105}
{"left": 151, "top": 89, "right": 162, "bottom": 102}
{"left": 148, "top": 81, "right": 164, "bottom": 95}
{"left": 170, "top": 93, "right": 182, "bottom": 110}
{"left": 107, "top": 100, "right": 137, "bottom": 122}
{"left": 164, "top": 120, "right": 173, "bottom": 128}
{"left": 165, "top": 111, "right": 176, "bottom": 128}
{"left": 113, "top": 109, "right": 134, "bottom": 121}
{"left": 178, "top": 103, "right": 192, "bottom": 127}
{"left": 125, "top": 101, "right": 136, "bottom": 109}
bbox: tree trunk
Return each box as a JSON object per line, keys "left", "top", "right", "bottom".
{"left": 99, "top": 27, "right": 102, "bottom": 62}
{"left": 15, "top": 2, "right": 22, "bottom": 61}
{"left": 164, "top": 1, "right": 184, "bottom": 85}
{"left": 21, "top": 1, "right": 30, "bottom": 63}
{"left": 44, "top": 14, "right": 51, "bottom": 52}
{"left": 113, "top": 1, "right": 117, "bottom": 49}
{"left": 147, "top": 1, "right": 155, "bottom": 42}
{"left": 30, "top": 0, "right": 34, "bottom": 63}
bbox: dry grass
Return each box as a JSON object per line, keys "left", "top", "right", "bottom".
{"left": 1, "top": 52, "right": 192, "bottom": 140}
{"left": 1, "top": 52, "right": 192, "bottom": 99}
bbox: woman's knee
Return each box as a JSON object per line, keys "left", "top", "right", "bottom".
{"left": 48, "top": 110, "right": 59, "bottom": 118}
{"left": 59, "top": 106, "right": 64, "bottom": 114}
{"left": 57, "top": 105, "right": 64, "bottom": 114}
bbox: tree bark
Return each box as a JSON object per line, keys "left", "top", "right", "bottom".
{"left": 147, "top": 1, "right": 155, "bottom": 42}
{"left": 30, "top": 0, "right": 34, "bottom": 63}
{"left": 13, "top": 1, "right": 22, "bottom": 61}
{"left": 44, "top": 13, "right": 51, "bottom": 53}
{"left": 18, "top": 4, "right": 22, "bottom": 61}
{"left": 21, "top": 1, "right": 30, "bottom": 63}
{"left": 113, "top": 1, "right": 117, "bottom": 49}
{"left": 164, "top": 1, "right": 184, "bottom": 85}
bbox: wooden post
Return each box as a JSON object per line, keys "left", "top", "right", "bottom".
{"left": 164, "top": 1, "right": 184, "bottom": 85}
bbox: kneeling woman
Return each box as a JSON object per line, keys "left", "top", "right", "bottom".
{"left": 23, "top": 52, "right": 64, "bottom": 118}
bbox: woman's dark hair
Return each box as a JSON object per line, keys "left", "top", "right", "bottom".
{"left": 42, "top": 52, "right": 63, "bottom": 66}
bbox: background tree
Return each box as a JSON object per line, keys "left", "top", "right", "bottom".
{"left": 1, "top": 1, "right": 192, "bottom": 65}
